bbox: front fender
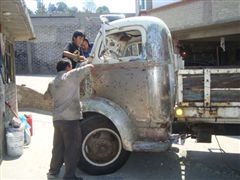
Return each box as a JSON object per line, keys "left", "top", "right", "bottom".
{"left": 82, "top": 96, "right": 136, "bottom": 151}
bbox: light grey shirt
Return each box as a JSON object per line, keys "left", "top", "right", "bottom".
{"left": 44, "top": 66, "right": 90, "bottom": 121}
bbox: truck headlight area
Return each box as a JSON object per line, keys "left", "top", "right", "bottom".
{"left": 175, "top": 108, "right": 183, "bottom": 117}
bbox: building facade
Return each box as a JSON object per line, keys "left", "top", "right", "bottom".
{"left": 136, "top": 0, "right": 180, "bottom": 15}
{"left": 0, "top": 0, "right": 34, "bottom": 163}
{"left": 139, "top": 0, "right": 240, "bottom": 67}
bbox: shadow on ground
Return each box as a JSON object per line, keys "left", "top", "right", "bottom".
{"left": 184, "top": 151, "right": 240, "bottom": 180}
{"left": 54, "top": 149, "right": 240, "bottom": 180}
{"left": 77, "top": 151, "right": 182, "bottom": 180}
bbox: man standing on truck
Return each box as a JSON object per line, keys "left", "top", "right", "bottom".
{"left": 44, "top": 58, "right": 94, "bottom": 180}
{"left": 63, "top": 30, "right": 87, "bottom": 68}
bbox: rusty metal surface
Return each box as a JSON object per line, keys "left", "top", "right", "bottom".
{"left": 177, "top": 117, "right": 240, "bottom": 124}
{"left": 180, "top": 107, "right": 215, "bottom": 118}
{"left": 86, "top": 63, "right": 174, "bottom": 143}
{"left": 91, "top": 62, "right": 150, "bottom": 123}
{"left": 132, "top": 140, "right": 171, "bottom": 152}
{"left": 178, "top": 69, "right": 240, "bottom": 103}
{"left": 83, "top": 16, "right": 175, "bottom": 146}
{"left": 176, "top": 68, "right": 240, "bottom": 122}
{"left": 175, "top": 106, "right": 240, "bottom": 124}
{"left": 147, "top": 64, "right": 175, "bottom": 124}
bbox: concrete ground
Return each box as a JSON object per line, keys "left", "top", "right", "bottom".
{"left": 0, "top": 75, "right": 239, "bottom": 180}
{"left": 1, "top": 110, "right": 240, "bottom": 180}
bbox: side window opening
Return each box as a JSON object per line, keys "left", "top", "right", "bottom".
{"left": 98, "top": 29, "right": 144, "bottom": 63}
{"left": 125, "top": 43, "right": 143, "bottom": 57}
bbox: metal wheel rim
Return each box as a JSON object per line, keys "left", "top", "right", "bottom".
{"left": 82, "top": 128, "right": 122, "bottom": 167}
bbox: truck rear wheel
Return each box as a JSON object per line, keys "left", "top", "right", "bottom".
{"left": 78, "top": 115, "right": 130, "bottom": 175}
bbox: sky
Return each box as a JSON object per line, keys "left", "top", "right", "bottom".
{"left": 24, "top": 0, "right": 137, "bottom": 13}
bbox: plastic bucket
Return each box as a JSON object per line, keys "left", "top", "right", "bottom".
{"left": 6, "top": 127, "right": 24, "bottom": 157}
{"left": 25, "top": 115, "right": 33, "bottom": 136}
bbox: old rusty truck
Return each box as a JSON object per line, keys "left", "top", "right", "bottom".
{"left": 77, "top": 15, "right": 240, "bottom": 175}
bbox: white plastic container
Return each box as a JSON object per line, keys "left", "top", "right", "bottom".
{"left": 6, "top": 127, "right": 24, "bottom": 157}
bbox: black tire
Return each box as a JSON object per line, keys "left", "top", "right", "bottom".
{"left": 78, "top": 115, "right": 131, "bottom": 175}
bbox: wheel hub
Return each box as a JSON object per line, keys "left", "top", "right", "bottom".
{"left": 82, "top": 128, "right": 122, "bottom": 166}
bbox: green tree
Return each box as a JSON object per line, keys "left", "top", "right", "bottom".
{"left": 35, "top": 1, "right": 79, "bottom": 16}
{"left": 35, "top": 0, "right": 47, "bottom": 15}
{"left": 28, "top": 8, "right": 34, "bottom": 15}
{"left": 68, "top": 6, "right": 79, "bottom": 15}
{"left": 96, "top": 6, "right": 110, "bottom": 13}
{"left": 56, "top": 2, "right": 68, "bottom": 13}
{"left": 83, "top": 0, "right": 96, "bottom": 13}
{"left": 48, "top": 3, "right": 57, "bottom": 14}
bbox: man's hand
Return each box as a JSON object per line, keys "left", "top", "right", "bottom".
{"left": 72, "top": 54, "right": 85, "bottom": 63}
{"left": 63, "top": 51, "right": 83, "bottom": 63}
{"left": 82, "top": 57, "right": 88, "bottom": 63}
{"left": 75, "top": 54, "right": 85, "bottom": 62}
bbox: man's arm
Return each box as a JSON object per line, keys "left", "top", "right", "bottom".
{"left": 44, "top": 83, "right": 53, "bottom": 100}
{"left": 68, "top": 64, "right": 94, "bottom": 82}
{"left": 63, "top": 51, "right": 85, "bottom": 63}
{"left": 79, "top": 56, "right": 93, "bottom": 66}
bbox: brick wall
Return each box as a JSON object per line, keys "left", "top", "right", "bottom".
{"left": 0, "top": 37, "right": 18, "bottom": 161}
{"left": 2, "top": 83, "right": 16, "bottom": 160}
{"left": 0, "top": 82, "right": 18, "bottom": 161}
{"left": 0, "top": 78, "right": 5, "bottom": 163}
{"left": 16, "top": 15, "right": 87, "bottom": 74}
{"left": 5, "top": 83, "right": 18, "bottom": 122}
{"left": 15, "top": 42, "right": 28, "bottom": 74}
{"left": 147, "top": 0, "right": 240, "bottom": 31}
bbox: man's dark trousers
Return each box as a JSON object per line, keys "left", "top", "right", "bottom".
{"left": 49, "top": 120, "right": 81, "bottom": 179}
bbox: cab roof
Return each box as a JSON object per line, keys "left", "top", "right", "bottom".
{"left": 108, "top": 16, "right": 169, "bottom": 32}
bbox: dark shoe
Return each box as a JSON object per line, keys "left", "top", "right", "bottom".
{"left": 74, "top": 177, "right": 83, "bottom": 180}
{"left": 63, "top": 176, "right": 83, "bottom": 180}
{"left": 47, "top": 172, "right": 59, "bottom": 179}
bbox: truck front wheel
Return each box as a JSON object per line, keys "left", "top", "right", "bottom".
{"left": 78, "top": 115, "right": 130, "bottom": 175}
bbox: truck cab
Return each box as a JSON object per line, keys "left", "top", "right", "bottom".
{"left": 78, "top": 16, "right": 176, "bottom": 175}
{"left": 78, "top": 15, "right": 240, "bottom": 175}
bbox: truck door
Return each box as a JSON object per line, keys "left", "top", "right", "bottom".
{"left": 91, "top": 26, "right": 151, "bottom": 123}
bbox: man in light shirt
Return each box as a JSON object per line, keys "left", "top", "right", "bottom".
{"left": 44, "top": 58, "right": 94, "bottom": 180}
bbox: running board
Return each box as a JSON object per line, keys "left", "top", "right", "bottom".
{"left": 132, "top": 140, "right": 172, "bottom": 152}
